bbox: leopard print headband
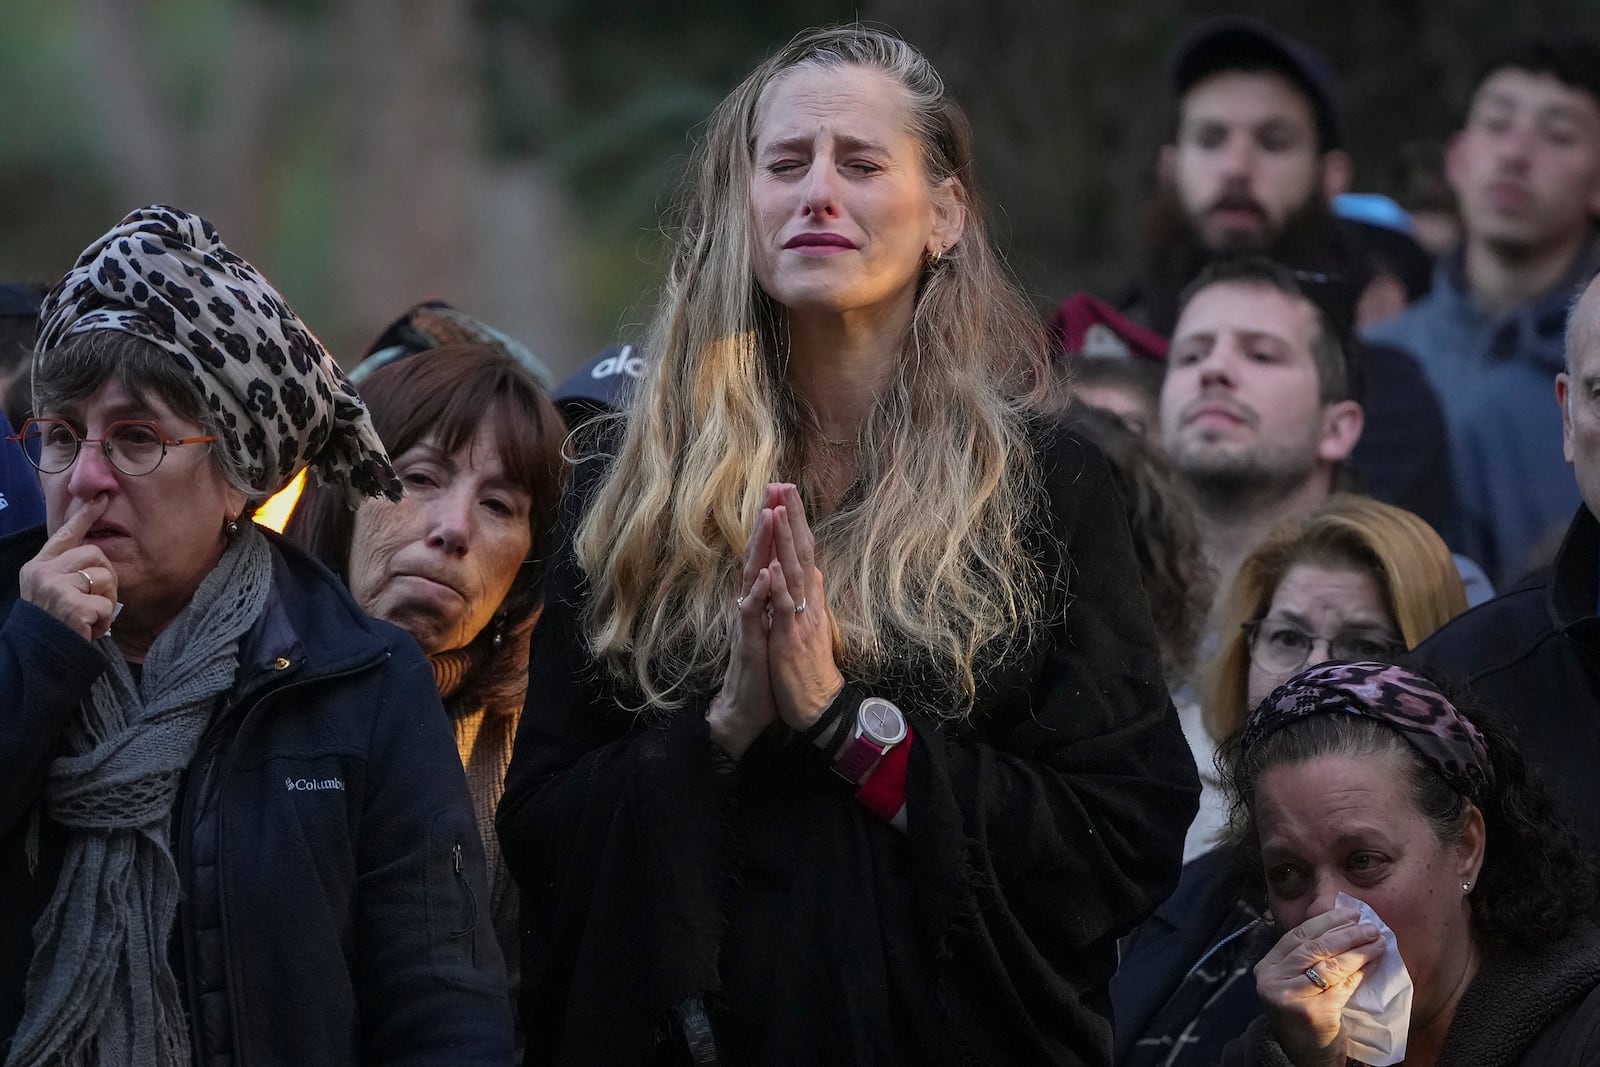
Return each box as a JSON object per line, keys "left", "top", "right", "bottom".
{"left": 36, "top": 205, "right": 401, "bottom": 506}
{"left": 1240, "top": 660, "right": 1493, "bottom": 803}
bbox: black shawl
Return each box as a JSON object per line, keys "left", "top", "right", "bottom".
{"left": 497, "top": 419, "right": 1199, "bottom": 1065}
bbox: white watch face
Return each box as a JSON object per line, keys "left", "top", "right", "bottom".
{"left": 858, "top": 698, "right": 907, "bottom": 745}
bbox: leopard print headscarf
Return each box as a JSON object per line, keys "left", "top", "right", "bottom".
{"left": 36, "top": 205, "right": 402, "bottom": 506}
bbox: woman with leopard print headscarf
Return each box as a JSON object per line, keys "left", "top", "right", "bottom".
{"left": 0, "top": 205, "right": 513, "bottom": 1065}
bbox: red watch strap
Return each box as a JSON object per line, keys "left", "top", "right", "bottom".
{"left": 832, "top": 730, "right": 886, "bottom": 784}
{"left": 856, "top": 725, "right": 912, "bottom": 823}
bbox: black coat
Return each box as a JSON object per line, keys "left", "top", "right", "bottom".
{"left": 497, "top": 421, "right": 1200, "bottom": 1065}
{"left": 0, "top": 528, "right": 514, "bottom": 1065}
{"left": 1408, "top": 505, "right": 1600, "bottom": 853}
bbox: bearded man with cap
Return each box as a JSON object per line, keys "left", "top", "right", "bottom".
{"left": 1086, "top": 15, "right": 1460, "bottom": 547}
{"left": 0, "top": 206, "right": 513, "bottom": 1064}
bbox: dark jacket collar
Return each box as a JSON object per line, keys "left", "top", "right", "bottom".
{"left": 232, "top": 529, "right": 392, "bottom": 699}
{"left": 1549, "top": 506, "right": 1600, "bottom": 635}
{"left": 1442, "top": 918, "right": 1600, "bottom": 1063}
{"left": 0, "top": 524, "right": 393, "bottom": 698}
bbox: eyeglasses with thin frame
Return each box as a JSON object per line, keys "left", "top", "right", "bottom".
{"left": 1242, "top": 617, "right": 1407, "bottom": 677}
{"left": 7, "top": 418, "right": 218, "bottom": 477}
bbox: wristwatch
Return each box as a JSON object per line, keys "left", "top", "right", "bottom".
{"left": 832, "top": 697, "right": 908, "bottom": 786}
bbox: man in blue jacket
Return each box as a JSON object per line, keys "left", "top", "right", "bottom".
{"left": 1369, "top": 35, "right": 1600, "bottom": 584}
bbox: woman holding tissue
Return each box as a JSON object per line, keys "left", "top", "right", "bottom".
{"left": 496, "top": 24, "right": 1198, "bottom": 1066}
{"left": 0, "top": 206, "right": 513, "bottom": 1063}
{"left": 1218, "top": 661, "right": 1600, "bottom": 1066}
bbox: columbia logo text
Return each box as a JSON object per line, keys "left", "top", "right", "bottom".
{"left": 286, "top": 776, "right": 345, "bottom": 792}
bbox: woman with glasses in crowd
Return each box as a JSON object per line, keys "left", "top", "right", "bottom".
{"left": 1115, "top": 494, "right": 1467, "bottom": 1067}
{"left": 496, "top": 24, "right": 1198, "bottom": 1066}
{"left": 1218, "top": 661, "right": 1600, "bottom": 1065}
{"left": 0, "top": 206, "right": 512, "bottom": 1064}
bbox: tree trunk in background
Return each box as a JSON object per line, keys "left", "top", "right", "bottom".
{"left": 472, "top": 158, "right": 586, "bottom": 382}
{"left": 325, "top": 0, "right": 582, "bottom": 369}
{"left": 327, "top": 0, "right": 477, "bottom": 362}
{"left": 73, "top": 0, "right": 295, "bottom": 257}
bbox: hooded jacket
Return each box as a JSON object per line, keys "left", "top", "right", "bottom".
{"left": 0, "top": 527, "right": 514, "bottom": 1065}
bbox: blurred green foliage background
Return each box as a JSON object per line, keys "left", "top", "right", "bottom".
{"left": 4, "top": 0, "right": 1598, "bottom": 377}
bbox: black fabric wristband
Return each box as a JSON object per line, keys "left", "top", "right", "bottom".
{"left": 801, "top": 681, "right": 858, "bottom": 743}
{"left": 821, "top": 689, "right": 863, "bottom": 762}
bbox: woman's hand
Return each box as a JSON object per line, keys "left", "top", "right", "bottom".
{"left": 763, "top": 484, "right": 844, "bottom": 732}
{"left": 707, "top": 503, "right": 780, "bottom": 760}
{"left": 19, "top": 497, "right": 119, "bottom": 642}
{"left": 1254, "top": 906, "right": 1387, "bottom": 1067}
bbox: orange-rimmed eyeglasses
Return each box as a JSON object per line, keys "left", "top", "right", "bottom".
{"left": 7, "top": 418, "right": 218, "bottom": 477}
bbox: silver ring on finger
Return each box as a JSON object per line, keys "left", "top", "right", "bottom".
{"left": 78, "top": 569, "right": 95, "bottom": 596}
{"left": 1303, "top": 965, "right": 1329, "bottom": 991}
{"left": 793, "top": 597, "right": 807, "bottom": 615}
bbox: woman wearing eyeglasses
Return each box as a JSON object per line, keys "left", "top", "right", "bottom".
{"left": 1114, "top": 493, "right": 1466, "bottom": 1067}
{"left": 0, "top": 206, "right": 513, "bottom": 1064}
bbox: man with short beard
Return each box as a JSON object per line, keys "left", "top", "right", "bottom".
{"left": 1369, "top": 36, "right": 1600, "bottom": 585}
{"left": 1124, "top": 18, "right": 1354, "bottom": 334}
{"left": 1095, "top": 15, "right": 1457, "bottom": 546}
{"left": 1158, "top": 258, "right": 1362, "bottom": 597}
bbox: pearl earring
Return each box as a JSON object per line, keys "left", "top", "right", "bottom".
{"left": 1462, "top": 881, "right": 1472, "bottom": 893}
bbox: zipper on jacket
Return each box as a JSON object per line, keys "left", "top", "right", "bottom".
{"left": 450, "top": 840, "right": 480, "bottom": 939}
{"left": 200, "top": 651, "right": 389, "bottom": 1067}
{"left": 174, "top": 693, "right": 241, "bottom": 1062}
{"left": 1183, "top": 917, "right": 1264, "bottom": 981}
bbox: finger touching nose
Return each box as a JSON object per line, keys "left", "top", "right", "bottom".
{"left": 1305, "top": 879, "right": 1346, "bottom": 921}
{"left": 66, "top": 441, "right": 119, "bottom": 499}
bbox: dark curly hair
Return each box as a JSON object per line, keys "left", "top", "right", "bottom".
{"left": 1063, "top": 404, "right": 1213, "bottom": 684}
{"left": 1218, "top": 674, "right": 1598, "bottom": 957}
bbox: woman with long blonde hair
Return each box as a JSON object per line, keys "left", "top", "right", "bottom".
{"left": 498, "top": 25, "right": 1197, "bottom": 1065}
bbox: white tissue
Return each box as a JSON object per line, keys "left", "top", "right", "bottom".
{"left": 1334, "top": 891, "right": 1413, "bottom": 1066}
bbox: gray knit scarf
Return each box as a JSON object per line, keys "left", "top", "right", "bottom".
{"left": 5, "top": 525, "right": 274, "bottom": 1067}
